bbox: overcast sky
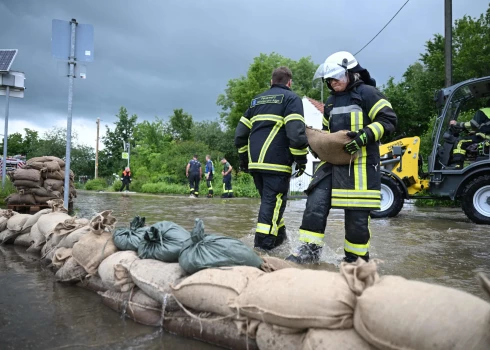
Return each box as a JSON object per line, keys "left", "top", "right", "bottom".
{"left": 0, "top": 0, "right": 488, "bottom": 147}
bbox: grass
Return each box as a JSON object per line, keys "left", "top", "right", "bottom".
{"left": 0, "top": 178, "right": 17, "bottom": 206}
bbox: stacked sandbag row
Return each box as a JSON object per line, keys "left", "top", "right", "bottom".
{"left": 7, "top": 156, "right": 76, "bottom": 206}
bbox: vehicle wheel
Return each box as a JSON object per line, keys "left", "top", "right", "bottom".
{"left": 461, "top": 175, "right": 490, "bottom": 224}
{"left": 370, "top": 175, "right": 405, "bottom": 218}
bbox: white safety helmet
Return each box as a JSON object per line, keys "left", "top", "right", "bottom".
{"left": 322, "top": 51, "right": 358, "bottom": 82}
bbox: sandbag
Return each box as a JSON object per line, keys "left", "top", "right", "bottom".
{"left": 27, "top": 156, "right": 65, "bottom": 167}
{"left": 36, "top": 212, "right": 72, "bottom": 238}
{"left": 100, "top": 289, "right": 163, "bottom": 327}
{"left": 302, "top": 329, "right": 374, "bottom": 350}
{"left": 55, "top": 256, "right": 87, "bottom": 283}
{"left": 340, "top": 258, "right": 379, "bottom": 296}
{"left": 76, "top": 275, "right": 107, "bottom": 293}
{"left": 56, "top": 225, "right": 91, "bottom": 249}
{"left": 230, "top": 268, "right": 356, "bottom": 329}
{"left": 354, "top": 275, "right": 490, "bottom": 350}
{"left": 51, "top": 247, "right": 73, "bottom": 268}
{"left": 43, "top": 170, "right": 64, "bottom": 181}
{"left": 256, "top": 323, "right": 306, "bottom": 350}
{"left": 43, "top": 179, "right": 64, "bottom": 192}
{"left": 30, "top": 187, "right": 61, "bottom": 198}
{"left": 0, "top": 210, "right": 16, "bottom": 232}
{"left": 12, "top": 168, "right": 41, "bottom": 182}
{"left": 7, "top": 193, "right": 36, "bottom": 205}
{"left": 35, "top": 195, "right": 60, "bottom": 204}
{"left": 14, "top": 233, "right": 32, "bottom": 247}
{"left": 13, "top": 179, "right": 42, "bottom": 188}
{"left": 24, "top": 161, "right": 44, "bottom": 170}
{"left": 179, "top": 219, "right": 262, "bottom": 274}
{"left": 26, "top": 223, "right": 44, "bottom": 252}
{"left": 98, "top": 251, "right": 138, "bottom": 292}
{"left": 478, "top": 273, "right": 490, "bottom": 298}
{"left": 125, "top": 259, "right": 186, "bottom": 311}
{"left": 72, "top": 211, "right": 118, "bottom": 275}
{"left": 260, "top": 256, "right": 296, "bottom": 272}
{"left": 22, "top": 208, "right": 52, "bottom": 231}
{"left": 7, "top": 214, "right": 31, "bottom": 232}
{"left": 46, "top": 199, "right": 67, "bottom": 213}
{"left": 138, "top": 221, "right": 190, "bottom": 262}
{"left": 113, "top": 216, "right": 147, "bottom": 251}
{"left": 171, "top": 266, "right": 263, "bottom": 317}
{"left": 306, "top": 128, "right": 357, "bottom": 165}
{"left": 0, "top": 229, "right": 17, "bottom": 244}
{"left": 42, "top": 161, "right": 61, "bottom": 172}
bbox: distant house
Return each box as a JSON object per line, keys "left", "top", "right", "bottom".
{"left": 289, "top": 96, "right": 324, "bottom": 194}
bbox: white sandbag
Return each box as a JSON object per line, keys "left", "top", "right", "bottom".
{"left": 51, "top": 247, "right": 73, "bottom": 268}
{"left": 22, "top": 208, "right": 52, "bottom": 231}
{"left": 36, "top": 212, "right": 72, "bottom": 238}
{"left": 230, "top": 268, "right": 356, "bottom": 329}
{"left": 354, "top": 275, "right": 490, "bottom": 350}
{"left": 0, "top": 209, "right": 16, "bottom": 232}
{"left": 14, "top": 233, "right": 32, "bottom": 247}
{"left": 126, "top": 259, "right": 186, "bottom": 311}
{"left": 98, "top": 251, "right": 139, "bottom": 292}
{"left": 26, "top": 223, "right": 44, "bottom": 252}
{"left": 256, "top": 323, "right": 305, "bottom": 350}
{"left": 56, "top": 226, "right": 90, "bottom": 249}
{"left": 302, "top": 329, "right": 374, "bottom": 350}
{"left": 7, "top": 214, "right": 31, "bottom": 232}
{"left": 0, "top": 229, "right": 17, "bottom": 244}
{"left": 55, "top": 256, "right": 87, "bottom": 283}
{"left": 171, "top": 266, "right": 263, "bottom": 317}
{"left": 260, "top": 256, "right": 297, "bottom": 272}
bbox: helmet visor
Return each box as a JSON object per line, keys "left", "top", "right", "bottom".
{"left": 323, "top": 64, "right": 347, "bottom": 83}
{"left": 312, "top": 63, "right": 324, "bottom": 89}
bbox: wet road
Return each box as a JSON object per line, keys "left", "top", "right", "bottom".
{"left": 1, "top": 190, "right": 489, "bottom": 349}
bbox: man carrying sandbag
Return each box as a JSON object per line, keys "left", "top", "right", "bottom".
{"left": 235, "top": 66, "right": 308, "bottom": 250}
{"left": 287, "top": 51, "right": 397, "bottom": 264}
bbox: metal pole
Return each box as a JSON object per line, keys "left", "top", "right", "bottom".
{"left": 444, "top": 0, "right": 452, "bottom": 87}
{"left": 320, "top": 80, "right": 324, "bottom": 104}
{"left": 2, "top": 86, "right": 10, "bottom": 188}
{"left": 127, "top": 141, "right": 130, "bottom": 169}
{"left": 64, "top": 18, "right": 77, "bottom": 209}
{"left": 95, "top": 117, "right": 99, "bottom": 178}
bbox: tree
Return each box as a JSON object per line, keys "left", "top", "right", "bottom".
{"left": 70, "top": 144, "right": 95, "bottom": 177}
{"left": 169, "top": 108, "right": 194, "bottom": 141}
{"left": 217, "top": 53, "right": 322, "bottom": 129}
{"left": 23, "top": 128, "right": 39, "bottom": 158}
{"left": 1, "top": 132, "right": 24, "bottom": 156}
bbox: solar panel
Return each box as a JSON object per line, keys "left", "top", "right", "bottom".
{"left": 0, "top": 49, "right": 18, "bottom": 72}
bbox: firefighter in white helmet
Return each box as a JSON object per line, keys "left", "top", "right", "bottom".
{"left": 287, "top": 51, "right": 397, "bottom": 264}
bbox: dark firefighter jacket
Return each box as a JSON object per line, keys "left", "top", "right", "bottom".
{"left": 321, "top": 80, "right": 397, "bottom": 210}
{"left": 234, "top": 84, "right": 308, "bottom": 174}
{"left": 458, "top": 108, "right": 490, "bottom": 140}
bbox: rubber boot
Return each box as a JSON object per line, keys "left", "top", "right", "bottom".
{"left": 343, "top": 252, "right": 369, "bottom": 263}
{"left": 254, "top": 233, "right": 276, "bottom": 251}
{"left": 286, "top": 243, "right": 322, "bottom": 264}
{"left": 274, "top": 227, "right": 288, "bottom": 248}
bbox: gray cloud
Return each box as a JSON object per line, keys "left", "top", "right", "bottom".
{"left": 0, "top": 0, "right": 488, "bottom": 146}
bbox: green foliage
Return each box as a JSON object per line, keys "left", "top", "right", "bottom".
{"left": 0, "top": 178, "right": 16, "bottom": 206}
{"left": 142, "top": 182, "right": 189, "bottom": 195}
{"left": 74, "top": 182, "right": 85, "bottom": 190}
{"left": 112, "top": 179, "right": 122, "bottom": 191}
{"left": 169, "top": 109, "right": 194, "bottom": 141}
{"left": 85, "top": 178, "right": 109, "bottom": 191}
{"left": 414, "top": 197, "right": 460, "bottom": 207}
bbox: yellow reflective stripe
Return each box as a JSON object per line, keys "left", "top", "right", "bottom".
{"left": 367, "top": 122, "right": 384, "bottom": 141}
{"left": 332, "top": 198, "right": 381, "bottom": 208}
{"left": 238, "top": 145, "right": 248, "bottom": 153}
{"left": 299, "top": 229, "right": 324, "bottom": 245}
{"left": 256, "top": 223, "right": 271, "bottom": 235}
{"left": 344, "top": 239, "right": 369, "bottom": 256}
{"left": 284, "top": 114, "right": 305, "bottom": 124}
{"left": 322, "top": 117, "right": 329, "bottom": 127}
{"left": 351, "top": 111, "right": 367, "bottom": 191}
{"left": 240, "top": 116, "right": 252, "bottom": 129}
{"left": 332, "top": 190, "right": 381, "bottom": 198}
{"left": 314, "top": 161, "right": 326, "bottom": 174}
{"left": 476, "top": 133, "right": 490, "bottom": 140}
{"left": 453, "top": 149, "right": 466, "bottom": 155}
{"left": 289, "top": 147, "right": 308, "bottom": 156}
{"left": 248, "top": 163, "right": 292, "bottom": 173}
{"left": 270, "top": 193, "right": 283, "bottom": 236}
{"left": 278, "top": 217, "right": 285, "bottom": 228}
{"left": 251, "top": 114, "right": 284, "bottom": 125}
{"left": 248, "top": 137, "right": 251, "bottom": 163}
{"left": 258, "top": 123, "right": 282, "bottom": 163}
{"left": 368, "top": 99, "right": 392, "bottom": 121}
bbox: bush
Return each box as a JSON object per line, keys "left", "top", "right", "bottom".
{"left": 74, "top": 182, "right": 85, "bottom": 190}
{"left": 142, "top": 182, "right": 189, "bottom": 195}
{"left": 85, "top": 178, "right": 109, "bottom": 191}
{"left": 0, "top": 178, "right": 17, "bottom": 206}
{"left": 112, "top": 180, "right": 122, "bottom": 192}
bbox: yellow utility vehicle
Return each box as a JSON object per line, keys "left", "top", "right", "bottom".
{"left": 371, "top": 76, "right": 490, "bottom": 224}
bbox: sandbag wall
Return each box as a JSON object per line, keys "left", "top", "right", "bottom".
{"left": 2, "top": 207, "right": 490, "bottom": 350}
{"left": 7, "top": 156, "right": 76, "bottom": 206}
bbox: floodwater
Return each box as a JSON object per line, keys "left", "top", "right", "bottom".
{"left": 1, "top": 190, "right": 489, "bottom": 349}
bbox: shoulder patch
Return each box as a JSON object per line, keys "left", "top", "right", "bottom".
{"left": 250, "top": 94, "right": 284, "bottom": 107}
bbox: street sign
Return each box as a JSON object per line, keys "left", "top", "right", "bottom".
{"left": 122, "top": 152, "right": 129, "bottom": 159}
{"left": 52, "top": 19, "right": 94, "bottom": 62}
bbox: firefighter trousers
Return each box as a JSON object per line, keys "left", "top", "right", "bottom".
{"left": 206, "top": 175, "right": 214, "bottom": 196}
{"left": 252, "top": 172, "right": 289, "bottom": 250}
{"left": 452, "top": 134, "right": 483, "bottom": 166}
{"left": 188, "top": 173, "right": 200, "bottom": 197}
{"left": 299, "top": 172, "right": 371, "bottom": 261}
{"left": 222, "top": 174, "right": 233, "bottom": 198}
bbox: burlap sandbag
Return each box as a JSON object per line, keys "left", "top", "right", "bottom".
{"left": 98, "top": 251, "right": 139, "bottom": 292}
{"left": 230, "top": 268, "right": 356, "bottom": 329}
{"left": 340, "top": 258, "right": 379, "bottom": 296}
{"left": 22, "top": 208, "right": 52, "bottom": 231}
{"left": 14, "top": 233, "right": 32, "bottom": 247}
{"left": 56, "top": 225, "right": 90, "bottom": 249}
{"left": 55, "top": 256, "right": 87, "bottom": 283}
{"left": 0, "top": 210, "right": 16, "bottom": 231}
{"left": 30, "top": 187, "right": 61, "bottom": 198}
{"left": 7, "top": 193, "right": 36, "bottom": 205}
{"left": 42, "top": 161, "right": 61, "bottom": 172}
{"left": 13, "top": 179, "right": 42, "bottom": 188}
{"left": 478, "top": 273, "right": 490, "bottom": 298}
{"left": 7, "top": 214, "right": 31, "bottom": 232}
{"left": 171, "top": 266, "right": 263, "bottom": 317}
{"left": 302, "top": 329, "right": 374, "bottom": 350}
{"left": 43, "top": 179, "right": 64, "bottom": 192}
{"left": 125, "top": 259, "right": 186, "bottom": 311}
{"left": 51, "top": 247, "right": 73, "bottom": 268}
{"left": 12, "top": 168, "right": 41, "bottom": 182}
{"left": 46, "top": 199, "right": 67, "bottom": 213}
{"left": 24, "top": 161, "right": 44, "bottom": 170}
{"left": 260, "top": 256, "right": 296, "bottom": 272}
{"left": 76, "top": 275, "right": 107, "bottom": 293}
{"left": 36, "top": 212, "right": 72, "bottom": 238}
{"left": 35, "top": 195, "right": 60, "bottom": 204}
{"left": 306, "top": 127, "right": 357, "bottom": 165}
{"left": 100, "top": 289, "right": 163, "bottom": 327}
{"left": 354, "top": 275, "right": 490, "bottom": 350}
{"left": 27, "top": 156, "right": 65, "bottom": 167}
{"left": 256, "top": 323, "right": 306, "bottom": 350}
{"left": 26, "top": 223, "right": 44, "bottom": 253}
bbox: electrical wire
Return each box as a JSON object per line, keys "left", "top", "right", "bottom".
{"left": 354, "top": 0, "right": 410, "bottom": 56}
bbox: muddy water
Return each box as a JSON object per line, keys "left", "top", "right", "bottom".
{"left": 1, "top": 190, "right": 489, "bottom": 349}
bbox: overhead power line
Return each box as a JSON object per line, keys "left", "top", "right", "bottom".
{"left": 354, "top": 0, "right": 410, "bottom": 56}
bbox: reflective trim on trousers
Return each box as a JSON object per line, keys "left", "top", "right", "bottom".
{"left": 344, "top": 238, "right": 369, "bottom": 256}
{"left": 299, "top": 229, "right": 324, "bottom": 245}
{"left": 256, "top": 222, "right": 270, "bottom": 235}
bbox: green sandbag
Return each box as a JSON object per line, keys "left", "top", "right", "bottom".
{"left": 138, "top": 221, "right": 190, "bottom": 262}
{"left": 179, "top": 219, "right": 263, "bottom": 274}
{"left": 113, "top": 216, "right": 147, "bottom": 251}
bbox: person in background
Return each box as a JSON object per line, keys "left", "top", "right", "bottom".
{"left": 186, "top": 154, "right": 202, "bottom": 198}
{"left": 221, "top": 157, "right": 233, "bottom": 198}
{"left": 205, "top": 154, "right": 215, "bottom": 198}
{"left": 120, "top": 167, "right": 131, "bottom": 192}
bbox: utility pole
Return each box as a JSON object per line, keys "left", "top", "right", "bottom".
{"left": 444, "top": 0, "right": 452, "bottom": 87}
{"left": 95, "top": 117, "right": 99, "bottom": 178}
{"left": 2, "top": 86, "right": 9, "bottom": 188}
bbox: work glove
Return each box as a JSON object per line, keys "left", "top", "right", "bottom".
{"left": 450, "top": 122, "right": 463, "bottom": 133}
{"left": 294, "top": 157, "right": 307, "bottom": 177}
{"left": 344, "top": 130, "right": 368, "bottom": 155}
{"left": 308, "top": 146, "right": 319, "bottom": 159}
{"left": 239, "top": 153, "right": 249, "bottom": 173}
